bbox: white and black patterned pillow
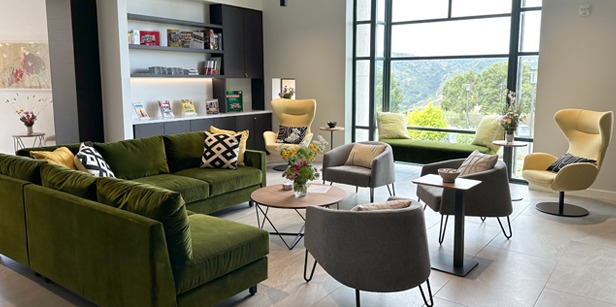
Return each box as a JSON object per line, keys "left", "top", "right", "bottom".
{"left": 276, "top": 126, "right": 307, "bottom": 144}
{"left": 201, "top": 132, "right": 240, "bottom": 170}
{"left": 74, "top": 143, "right": 115, "bottom": 177}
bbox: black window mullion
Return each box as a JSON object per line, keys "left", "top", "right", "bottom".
{"left": 368, "top": 0, "right": 378, "bottom": 141}
{"left": 506, "top": 0, "right": 522, "bottom": 95}
{"left": 382, "top": 0, "right": 392, "bottom": 112}
{"left": 352, "top": 0, "right": 358, "bottom": 142}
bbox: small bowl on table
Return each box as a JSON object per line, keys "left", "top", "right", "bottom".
{"left": 438, "top": 168, "right": 460, "bottom": 183}
{"left": 327, "top": 121, "right": 337, "bottom": 128}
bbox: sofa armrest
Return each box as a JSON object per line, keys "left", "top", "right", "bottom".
{"left": 244, "top": 149, "right": 267, "bottom": 187}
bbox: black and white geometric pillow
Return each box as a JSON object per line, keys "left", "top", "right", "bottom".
{"left": 74, "top": 143, "right": 115, "bottom": 177}
{"left": 276, "top": 126, "right": 307, "bottom": 144}
{"left": 201, "top": 132, "right": 240, "bottom": 170}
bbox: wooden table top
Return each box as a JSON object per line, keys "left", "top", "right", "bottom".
{"left": 412, "top": 174, "right": 481, "bottom": 191}
{"left": 251, "top": 184, "right": 347, "bottom": 209}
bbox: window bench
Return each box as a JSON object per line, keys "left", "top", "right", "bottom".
{"left": 380, "top": 138, "right": 496, "bottom": 164}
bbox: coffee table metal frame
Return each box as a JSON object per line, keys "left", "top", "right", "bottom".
{"left": 250, "top": 184, "right": 347, "bottom": 250}
{"left": 413, "top": 174, "right": 481, "bottom": 277}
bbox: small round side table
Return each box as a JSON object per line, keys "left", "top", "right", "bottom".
{"left": 319, "top": 126, "right": 344, "bottom": 150}
{"left": 12, "top": 132, "right": 46, "bottom": 152}
{"left": 493, "top": 140, "right": 528, "bottom": 201}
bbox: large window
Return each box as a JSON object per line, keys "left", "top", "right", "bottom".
{"left": 352, "top": 0, "right": 541, "bottom": 180}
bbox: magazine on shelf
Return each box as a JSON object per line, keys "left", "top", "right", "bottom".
{"left": 133, "top": 102, "right": 150, "bottom": 119}
{"left": 205, "top": 99, "right": 219, "bottom": 114}
{"left": 181, "top": 98, "right": 197, "bottom": 115}
{"left": 158, "top": 100, "right": 175, "bottom": 118}
{"left": 225, "top": 91, "right": 243, "bottom": 112}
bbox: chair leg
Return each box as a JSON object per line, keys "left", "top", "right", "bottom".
{"left": 355, "top": 289, "right": 361, "bottom": 307}
{"left": 249, "top": 285, "right": 257, "bottom": 295}
{"left": 356, "top": 186, "right": 358, "bottom": 193}
{"left": 438, "top": 215, "right": 449, "bottom": 245}
{"left": 370, "top": 188, "right": 374, "bottom": 202}
{"left": 386, "top": 184, "right": 395, "bottom": 197}
{"left": 496, "top": 216, "right": 513, "bottom": 239}
{"left": 480, "top": 216, "right": 486, "bottom": 222}
{"left": 535, "top": 191, "right": 589, "bottom": 217}
{"left": 418, "top": 279, "right": 434, "bottom": 307}
{"left": 303, "top": 250, "right": 318, "bottom": 282}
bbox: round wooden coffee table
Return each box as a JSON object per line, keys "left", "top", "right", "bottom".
{"left": 250, "top": 183, "right": 347, "bottom": 250}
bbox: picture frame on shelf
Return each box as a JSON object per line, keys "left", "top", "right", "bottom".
{"left": 133, "top": 102, "right": 150, "bottom": 120}
{"left": 206, "top": 99, "right": 219, "bottom": 114}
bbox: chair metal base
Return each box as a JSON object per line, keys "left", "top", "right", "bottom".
{"left": 536, "top": 202, "right": 589, "bottom": 217}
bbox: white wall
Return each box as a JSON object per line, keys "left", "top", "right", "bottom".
{"left": 535, "top": 0, "right": 616, "bottom": 198}
{"left": 0, "top": 0, "right": 54, "bottom": 154}
{"left": 262, "top": 0, "right": 348, "bottom": 148}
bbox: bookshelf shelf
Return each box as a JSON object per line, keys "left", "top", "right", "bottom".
{"left": 130, "top": 73, "right": 225, "bottom": 78}
{"left": 129, "top": 44, "right": 224, "bottom": 54}
{"left": 127, "top": 13, "right": 222, "bottom": 29}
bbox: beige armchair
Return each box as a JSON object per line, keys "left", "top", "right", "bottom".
{"left": 417, "top": 159, "right": 513, "bottom": 244}
{"left": 303, "top": 201, "right": 433, "bottom": 307}
{"left": 263, "top": 98, "right": 317, "bottom": 152}
{"left": 523, "top": 109, "right": 613, "bottom": 217}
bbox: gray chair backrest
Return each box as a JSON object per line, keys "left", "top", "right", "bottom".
{"left": 304, "top": 204, "right": 430, "bottom": 292}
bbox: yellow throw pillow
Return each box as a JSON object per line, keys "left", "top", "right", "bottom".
{"left": 30, "top": 147, "right": 77, "bottom": 170}
{"left": 210, "top": 126, "right": 249, "bottom": 166}
{"left": 376, "top": 112, "right": 409, "bottom": 139}
{"left": 345, "top": 143, "right": 386, "bottom": 169}
{"left": 472, "top": 116, "right": 504, "bottom": 152}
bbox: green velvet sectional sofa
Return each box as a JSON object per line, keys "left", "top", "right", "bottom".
{"left": 0, "top": 131, "right": 270, "bottom": 306}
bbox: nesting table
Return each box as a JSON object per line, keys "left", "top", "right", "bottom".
{"left": 492, "top": 140, "right": 528, "bottom": 201}
{"left": 319, "top": 126, "right": 344, "bottom": 150}
{"left": 250, "top": 184, "right": 347, "bottom": 250}
{"left": 12, "top": 132, "right": 45, "bottom": 152}
{"left": 413, "top": 174, "right": 482, "bottom": 277}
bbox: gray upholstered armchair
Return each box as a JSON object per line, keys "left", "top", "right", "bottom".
{"left": 417, "top": 159, "right": 513, "bottom": 244}
{"left": 322, "top": 141, "right": 395, "bottom": 202}
{"left": 303, "top": 201, "right": 433, "bottom": 307}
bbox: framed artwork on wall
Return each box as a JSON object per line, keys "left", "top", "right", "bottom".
{"left": 0, "top": 42, "right": 51, "bottom": 89}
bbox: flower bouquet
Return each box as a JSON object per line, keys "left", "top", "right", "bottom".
{"left": 4, "top": 93, "right": 52, "bottom": 133}
{"left": 278, "top": 85, "right": 295, "bottom": 99}
{"left": 279, "top": 135, "right": 328, "bottom": 197}
{"left": 499, "top": 91, "right": 524, "bottom": 141}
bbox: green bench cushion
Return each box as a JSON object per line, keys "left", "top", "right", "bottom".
{"left": 96, "top": 177, "right": 192, "bottom": 264}
{"left": 0, "top": 153, "right": 46, "bottom": 184}
{"left": 41, "top": 164, "right": 99, "bottom": 201}
{"left": 381, "top": 138, "right": 495, "bottom": 164}
{"left": 173, "top": 214, "right": 269, "bottom": 295}
{"left": 94, "top": 136, "right": 169, "bottom": 180}
{"left": 163, "top": 131, "right": 205, "bottom": 173}
{"left": 173, "top": 166, "right": 262, "bottom": 197}
{"left": 131, "top": 174, "right": 210, "bottom": 203}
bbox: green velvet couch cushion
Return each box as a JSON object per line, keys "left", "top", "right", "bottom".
{"left": 40, "top": 163, "right": 99, "bottom": 200}
{"left": 96, "top": 177, "right": 192, "bottom": 264}
{"left": 94, "top": 136, "right": 169, "bottom": 180}
{"left": 163, "top": 131, "right": 205, "bottom": 173}
{"left": 131, "top": 174, "right": 210, "bottom": 203}
{"left": 173, "top": 166, "right": 262, "bottom": 196}
{"left": 173, "top": 214, "right": 269, "bottom": 295}
{"left": 0, "top": 153, "right": 46, "bottom": 184}
{"left": 15, "top": 142, "right": 85, "bottom": 157}
{"left": 381, "top": 138, "right": 495, "bottom": 164}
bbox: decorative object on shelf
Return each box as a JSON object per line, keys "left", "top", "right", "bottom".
{"left": 4, "top": 93, "right": 52, "bottom": 133}
{"left": 133, "top": 102, "right": 150, "bottom": 119}
{"left": 279, "top": 85, "right": 295, "bottom": 99}
{"left": 498, "top": 90, "right": 524, "bottom": 142}
{"left": 167, "top": 29, "right": 182, "bottom": 47}
{"left": 327, "top": 121, "right": 337, "bottom": 128}
{"left": 205, "top": 99, "right": 219, "bottom": 114}
{"left": 181, "top": 98, "right": 197, "bottom": 115}
{"left": 225, "top": 90, "right": 243, "bottom": 112}
{"left": 139, "top": 30, "right": 160, "bottom": 46}
{"left": 279, "top": 135, "right": 327, "bottom": 197}
{"left": 438, "top": 168, "right": 460, "bottom": 183}
{"left": 158, "top": 100, "right": 175, "bottom": 118}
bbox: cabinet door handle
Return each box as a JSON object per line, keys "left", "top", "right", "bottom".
{"left": 244, "top": 72, "right": 248, "bottom": 77}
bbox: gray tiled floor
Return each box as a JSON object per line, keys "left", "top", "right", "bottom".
{"left": 1, "top": 158, "right": 616, "bottom": 306}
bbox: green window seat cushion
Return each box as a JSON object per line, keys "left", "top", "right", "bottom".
{"left": 96, "top": 177, "right": 192, "bottom": 264}
{"left": 0, "top": 153, "right": 47, "bottom": 184}
{"left": 173, "top": 213, "right": 268, "bottom": 295}
{"left": 131, "top": 174, "right": 210, "bottom": 203}
{"left": 381, "top": 138, "right": 494, "bottom": 164}
{"left": 163, "top": 131, "right": 205, "bottom": 173}
{"left": 94, "top": 136, "right": 169, "bottom": 180}
{"left": 40, "top": 163, "right": 99, "bottom": 200}
{"left": 173, "top": 166, "right": 262, "bottom": 197}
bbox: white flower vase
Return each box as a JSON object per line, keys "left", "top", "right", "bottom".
{"left": 26, "top": 125, "right": 34, "bottom": 135}
{"left": 505, "top": 133, "right": 514, "bottom": 143}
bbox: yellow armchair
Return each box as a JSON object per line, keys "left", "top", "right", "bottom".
{"left": 522, "top": 109, "right": 613, "bottom": 217}
{"left": 263, "top": 99, "right": 317, "bottom": 169}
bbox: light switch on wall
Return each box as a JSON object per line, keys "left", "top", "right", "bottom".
{"left": 579, "top": 4, "right": 591, "bottom": 17}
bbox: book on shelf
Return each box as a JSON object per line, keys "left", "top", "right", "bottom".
{"left": 133, "top": 102, "right": 150, "bottom": 120}
{"left": 203, "top": 57, "right": 222, "bottom": 75}
{"left": 167, "top": 29, "right": 182, "bottom": 47}
{"left": 158, "top": 100, "right": 175, "bottom": 118}
{"left": 139, "top": 30, "right": 160, "bottom": 46}
{"left": 181, "top": 99, "right": 197, "bottom": 115}
{"left": 205, "top": 99, "right": 219, "bottom": 114}
{"left": 225, "top": 91, "right": 243, "bottom": 113}
{"left": 189, "top": 31, "right": 204, "bottom": 49}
